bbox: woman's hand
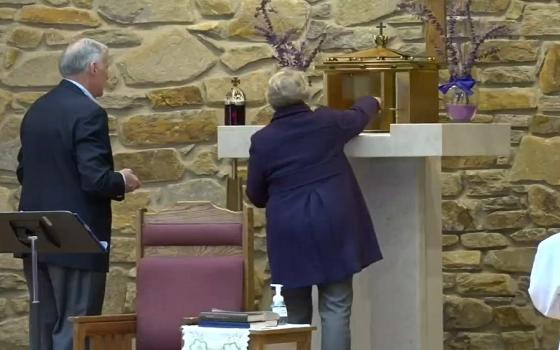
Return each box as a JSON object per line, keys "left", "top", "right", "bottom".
{"left": 373, "top": 96, "right": 382, "bottom": 110}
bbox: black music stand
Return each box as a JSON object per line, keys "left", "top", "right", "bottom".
{"left": 0, "top": 211, "right": 105, "bottom": 350}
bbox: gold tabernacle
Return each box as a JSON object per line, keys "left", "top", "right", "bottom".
{"left": 314, "top": 23, "right": 440, "bottom": 132}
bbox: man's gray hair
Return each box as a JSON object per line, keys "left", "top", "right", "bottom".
{"left": 59, "top": 38, "right": 108, "bottom": 77}
{"left": 267, "top": 68, "right": 310, "bottom": 109}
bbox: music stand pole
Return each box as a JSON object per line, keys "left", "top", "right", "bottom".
{"left": 29, "top": 235, "right": 40, "bottom": 350}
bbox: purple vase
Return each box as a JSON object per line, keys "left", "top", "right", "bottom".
{"left": 447, "top": 104, "right": 476, "bottom": 122}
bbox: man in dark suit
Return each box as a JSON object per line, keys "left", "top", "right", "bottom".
{"left": 16, "top": 38, "right": 141, "bottom": 350}
{"left": 246, "top": 68, "right": 382, "bottom": 350}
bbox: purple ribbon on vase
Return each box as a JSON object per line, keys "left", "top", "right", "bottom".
{"left": 439, "top": 76, "right": 476, "bottom": 96}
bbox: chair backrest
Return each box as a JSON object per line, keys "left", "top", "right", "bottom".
{"left": 135, "top": 202, "right": 254, "bottom": 350}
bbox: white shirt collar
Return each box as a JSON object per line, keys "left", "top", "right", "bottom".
{"left": 64, "top": 79, "right": 96, "bottom": 102}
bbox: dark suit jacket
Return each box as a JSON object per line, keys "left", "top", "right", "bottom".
{"left": 246, "top": 96, "right": 383, "bottom": 289}
{"left": 17, "top": 79, "right": 125, "bottom": 272}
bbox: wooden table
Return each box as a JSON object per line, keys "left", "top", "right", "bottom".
{"left": 249, "top": 326, "right": 315, "bottom": 350}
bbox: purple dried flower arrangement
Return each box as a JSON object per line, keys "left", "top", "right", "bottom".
{"left": 397, "top": 0, "right": 510, "bottom": 95}
{"left": 254, "top": 0, "right": 325, "bottom": 71}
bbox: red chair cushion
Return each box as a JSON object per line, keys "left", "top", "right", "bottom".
{"left": 136, "top": 256, "right": 244, "bottom": 350}
{"left": 142, "top": 223, "right": 243, "bottom": 246}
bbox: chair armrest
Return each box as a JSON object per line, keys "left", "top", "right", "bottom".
{"left": 71, "top": 314, "right": 137, "bottom": 350}
{"left": 71, "top": 313, "right": 137, "bottom": 324}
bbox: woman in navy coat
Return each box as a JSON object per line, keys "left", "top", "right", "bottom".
{"left": 246, "top": 68, "right": 383, "bottom": 350}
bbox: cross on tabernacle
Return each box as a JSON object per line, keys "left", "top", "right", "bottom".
{"left": 376, "top": 22, "right": 386, "bottom": 36}
{"left": 231, "top": 77, "right": 240, "bottom": 86}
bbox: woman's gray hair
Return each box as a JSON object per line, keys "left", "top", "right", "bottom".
{"left": 59, "top": 38, "right": 108, "bottom": 77}
{"left": 267, "top": 68, "right": 310, "bottom": 109}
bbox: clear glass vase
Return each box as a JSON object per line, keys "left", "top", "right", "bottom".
{"left": 444, "top": 84, "right": 477, "bottom": 122}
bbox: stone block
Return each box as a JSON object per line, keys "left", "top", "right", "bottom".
{"left": 484, "top": 248, "right": 536, "bottom": 273}
{"left": 112, "top": 191, "right": 151, "bottom": 233}
{"left": 163, "top": 179, "right": 226, "bottom": 207}
{"left": 444, "top": 296, "right": 493, "bottom": 330}
{"left": 0, "top": 7, "right": 16, "bottom": 20}
{"left": 114, "top": 149, "right": 185, "bottom": 183}
{"left": 16, "top": 5, "right": 101, "bottom": 27}
{"left": 118, "top": 28, "right": 216, "bottom": 86}
{"left": 461, "top": 232, "right": 509, "bottom": 249}
{"left": 471, "top": 0, "right": 510, "bottom": 13}
{"left": 221, "top": 45, "right": 273, "bottom": 71}
{"left": 483, "top": 210, "right": 528, "bottom": 230}
{"left": 76, "top": 29, "right": 142, "bottom": 47}
{"left": 442, "top": 235, "right": 459, "bottom": 248}
{"left": 464, "top": 170, "right": 510, "bottom": 197}
{"left": 442, "top": 200, "right": 476, "bottom": 232}
{"left": 147, "top": 86, "right": 203, "bottom": 109}
{"left": 540, "top": 44, "right": 560, "bottom": 94}
{"left": 510, "top": 228, "right": 549, "bottom": 243}
{"left": 120, "top": 110, "right": 217, "bottom": 147}
{"left": 493, "top": 306, "right": 540, "bottom": 328}
{"left": 521, "top": 4, "right": 560, "bottom": 35}
{"left": 335, "top": 0, "right": 395, "bottom": 26}
{"left": 456, "top": 273, "right": 516, "bottom": 296}
{"left": 478, "top": 88, "right": 537, "bottom": 111}
{"left": 511, "top": 136, "right": 560, "bottom": 186}
{"left": 224, "top": 0, "right": 309, "bottom": 40}
{"left": 443, "top": 251, "right": 482, "bottom": 271}
{"left": 478, "top": 40, "right": 540, "bottom": 63}
{"left": 98, "top": 0, "right": 195, "bottom": 24}
{"left": 195, "top": 0, "right": 237, "bottom": 16}
{"left": 2, "top": 52, "right": 61, "bottom": 87}
{"left": 442, "top": 172, "right": 463, "bottom": 197}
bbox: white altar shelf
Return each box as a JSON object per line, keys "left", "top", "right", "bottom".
{"left": 217, "top": 123, "right": 511, "bottom": 159}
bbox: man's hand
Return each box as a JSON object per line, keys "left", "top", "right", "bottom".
{"left": 120, "top": 168, "right": 142, "bottom": 193}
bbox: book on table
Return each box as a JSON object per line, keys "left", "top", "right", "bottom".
{"left": 199, "top": 309, "right": 279, "bottom": 323}
{"left": 197, "top": 319, "right": 279, "bottom": 329}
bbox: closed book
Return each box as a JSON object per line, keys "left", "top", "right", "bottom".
{"left": 199, "top": 310, "right": 272, "bottom": 322}
{"left": 198, "top": 320, "right": 250, "bottom": 328}
{"left": 182, "top": 316, "right": 199, "bottom": 326}
{"left": 248, "top": 320, "right": 279, "bottom": 329}
{"left": 198, "top": 319, "right": 278, "bottom": 329}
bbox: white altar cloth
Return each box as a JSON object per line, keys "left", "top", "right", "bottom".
{"left": 181, "top": 325, "right": 250, "bottom": 350}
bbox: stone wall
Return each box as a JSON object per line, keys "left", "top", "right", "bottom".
{"left": 440, "top": 1, "right": 560, "bottom": 348}
{"left": 0, "top": 0, "right": 559, "bottom": 349}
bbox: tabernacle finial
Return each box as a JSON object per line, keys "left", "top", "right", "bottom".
{"left": 374, "top": 22, "right": 389, "bottom": 48}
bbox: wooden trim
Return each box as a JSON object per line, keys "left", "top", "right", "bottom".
{"left": 249, "top": 327, "right": 315, "bottom": 350}
{"left": 71, "top": 314, "right": 136, "bottom": 350}
{"left": 249, "top": 326, "right": 316, "bottom": 335}
{"left": 70, "top": 314, "right": 136, "bottom": 324}
{"left": 73, "top": 321, "right": 87, "bottom": 350}
{"left": 243, "top": 204, "right": 255, "bottom": 311}
{"left": 424, "top": 0, "right": 446, "bottom": 62}
{"left": 136, "top": 208, "right": 146, "bottom": 264}
{"left": 144, "top": 245, "right": 244, "bottom": 257}
{"left": 145, "top": 202, "right": 243, "bottom": 224}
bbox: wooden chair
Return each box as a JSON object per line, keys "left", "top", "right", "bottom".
{"left": 71, "top": 202, "right": 254, "bottom": 350}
